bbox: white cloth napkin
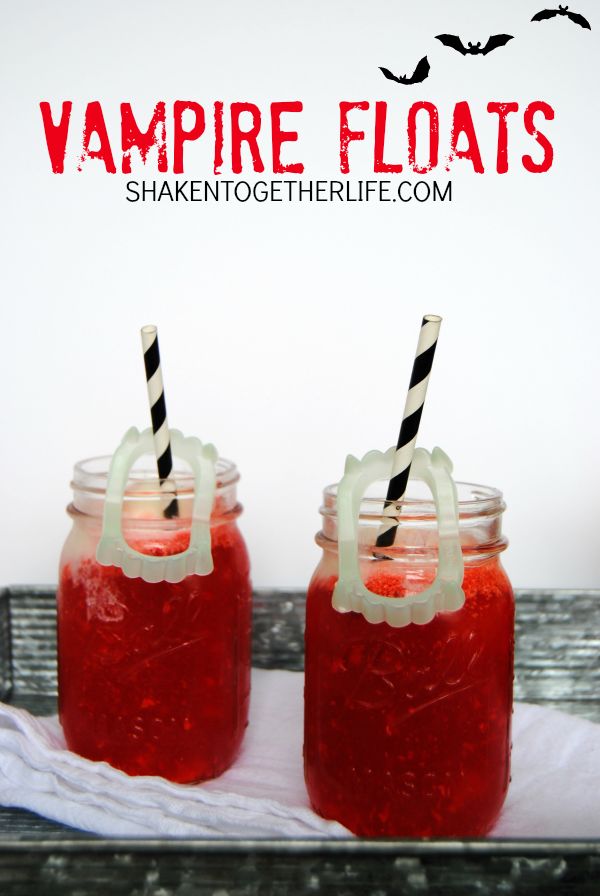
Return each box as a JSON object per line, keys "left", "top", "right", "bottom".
{"left": 0, "top": 668, "right": 598, "bottom": 838}
{"left": 492, "top": 701, "right": 600, "bottom": 837}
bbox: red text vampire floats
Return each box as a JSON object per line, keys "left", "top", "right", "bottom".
{"left": 40, "top": 100, "right": 555, "bottom": 176}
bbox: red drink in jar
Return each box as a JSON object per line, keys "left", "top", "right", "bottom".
{"left": 304, "top": 477, "right": 514, "bottom": 837}
{"left": 58, "top": 454, "right": 251, "bottom": 783}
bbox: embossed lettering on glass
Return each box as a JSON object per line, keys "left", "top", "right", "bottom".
{"left": 304, "top": 448, "right": 514, "bottom": 837}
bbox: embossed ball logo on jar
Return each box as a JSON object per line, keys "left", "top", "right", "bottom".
{"left": 339, "top": 629, "right": 484, "bottom": 717}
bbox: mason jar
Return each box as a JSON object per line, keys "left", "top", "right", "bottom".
{"left": 304, "top": 477, "right": 514, "bottom": 837}
{"left": 57, "top": 454, "right": 252, "bottom": 783}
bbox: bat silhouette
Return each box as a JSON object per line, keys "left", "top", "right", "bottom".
{"left": 379, "top": 56, "right": 430, "bottom": 85}
{"left": 531, "top": 5, "right": 591, "bottom": 29}
{"left": 435, "top": 34, "right": 514, "bottom": 55}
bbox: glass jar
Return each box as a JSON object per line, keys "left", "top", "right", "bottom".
{"left": 304, "top": 478, "right": 514, "bottom": 837}
{"left": 57, "top": 455, "right": 252, "bottom": 783}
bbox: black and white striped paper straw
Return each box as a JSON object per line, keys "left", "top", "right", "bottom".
{"left": 375, "top": 314, "right": 442, "bottom": 550}
{"left": 141, "top": 325, "right": 179, "bottom": 519}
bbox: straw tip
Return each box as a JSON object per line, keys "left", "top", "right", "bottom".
{"left": 423, "top": 314, "right": 442, "bottom": 323}
{"left": 141, "top": 324, "right": 158, "bottom": 335}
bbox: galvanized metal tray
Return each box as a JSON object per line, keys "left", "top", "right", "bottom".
{"left": 0, "top": 586, "right": 598, "bottom": 895}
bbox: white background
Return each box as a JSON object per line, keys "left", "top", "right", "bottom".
{"left": 1, "top": 0, "right": 598, "bottom": 589}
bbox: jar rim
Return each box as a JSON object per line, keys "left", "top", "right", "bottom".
{"left": 72, "top": 454, "right": 239, "bottom": 500}
{"left": 321, "top": 480, "right": 505, "bottom": 522}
